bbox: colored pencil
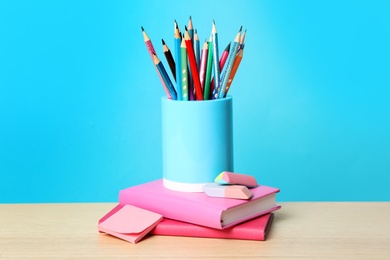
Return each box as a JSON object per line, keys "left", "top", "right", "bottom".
{"left": 187, "top": 18, "right": 195, "bottom": 100}
{"left": 210, "top": 43, "right": 230, "bottom": 96}
{"left": 214, "top": 29, "right": 240, "bottom": 97}
{"left": 217, "top": 28, "right": 241, "bottom": 99}
{"left": 224, "top": 46, "right": 244, "bottom": 97}
{"left": 162, "top": 39, "right": 176, "bottom": 81}
{"left": 184, "top": 29, "right": 203, "bottom": 100}
{"left": 174, "top": 21, "right": 182, "bottom": 100}
{"left": 142, "top": 27, "right": 172, "bottom": 99}
{"left": 180, "top": 38, "right": 189, "bottom": 100}
{"left": 194, "top": 29, "right": 200, "bottom": 70}
{"left": 187, "top": 16, "right": 194, "bottom": 44}
{"left": 199, "top": 40, "right": 208, "bottom": 91}
{"left": 211, "top": 20, "right": 221, "bottom": 99}
{"left": 238, "top": 29, "right": 246, "bottom": 52}
{"left": 203, "top": 36, "right": 214, "bottom": 100}
{"left": 153, "top": 54, "right": 177, "bottom": 100}
{"left": 183, "top": 28, "right": 194, "bottom": 100}
{"left": 141, "top": 26, "right": 156, "bottom": 58}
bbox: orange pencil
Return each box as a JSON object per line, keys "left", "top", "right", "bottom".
{"left": 224, "top": 46, "right": 244, "bottom": 97}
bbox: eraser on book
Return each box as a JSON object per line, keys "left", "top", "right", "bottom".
{"left": 214, "top": 171, "right": 258, "bottom": 188}
{"left": 202, "top": 183, "right": 253, "bottom": 200}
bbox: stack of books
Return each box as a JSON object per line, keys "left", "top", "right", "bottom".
{"left": 98, "top": 179, "right": 280, "bottom": 243}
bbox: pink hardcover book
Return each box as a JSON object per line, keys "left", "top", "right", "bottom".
{"left": 119, "top": 179, "right": 280, "bottom": 229}
{"left": 151, "top": 213, "right": 275, "bottom": 241}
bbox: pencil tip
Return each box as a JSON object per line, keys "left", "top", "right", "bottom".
{"left": 162, "top": 39, "right": 165, "bottom": 45}
{"left": 226, "top": 43, "right": 231, "bottom": 50}
{"left": 141, "top": 26, "right": 144, "bottom": 31}
{"left": 239, "top": 26, "right": 242, "bottom": 32}
{"left": 184, "top": 25, "right": 188, "bottom": 31}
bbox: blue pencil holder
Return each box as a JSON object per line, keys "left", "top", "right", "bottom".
{"left": 161, "top": 96, "right": 234, "bottom": 192}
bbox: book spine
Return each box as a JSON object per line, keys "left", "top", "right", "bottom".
{"left": 223, "top": 205, "right": 281, "bottom": 229}
{"left": 150, "top": 219, "right": 266, "bottom": 241}
{"left": 118, "top": 190, "right": 224, "bottom": 229}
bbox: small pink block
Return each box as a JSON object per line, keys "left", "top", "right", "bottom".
{"left": 202, "top": 183, "right": 253, "bottom": 199}
{"left": 214, "top": 171, "right": 258, "bottom": 188}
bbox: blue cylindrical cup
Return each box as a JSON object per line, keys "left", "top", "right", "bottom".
{"left": 161, "top": 96, "right": 234, "bottom": 192}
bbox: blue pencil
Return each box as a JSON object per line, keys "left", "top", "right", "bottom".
{"left": 217, "top": 28, "right": 241, "bottom": 99}
{"left": 211, "top": 20, "right": 221, "bottom": 99}
{"left": 153, "top": 54, "right": 177, "bottom": 100}
{"left": 194, "top": 29, "right": 201, "bottom": 70}
{"left": 188, "top": 16, "right": 194, "bottom": 45}
{"left": 174, "top": 21, "right": 182, "bottom": 100}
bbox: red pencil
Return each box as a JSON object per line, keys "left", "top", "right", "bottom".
{"left": 184, "top": 29, "right": 203, "bottom": 100}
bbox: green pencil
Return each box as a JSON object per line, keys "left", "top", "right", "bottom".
{"left": 180, "top": 38, "right": 189, "bottom": 101}
{"left": 203, "top": 36, "right": 213, "bottom": 100}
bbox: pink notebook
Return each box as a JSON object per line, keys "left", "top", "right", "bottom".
{"left": 119, "top": 179, "right": 280, "bottom": 229}
{"left": 151, "top": 213, "right": 275, "bottom": 241}
{"left": 98, "top": 204, "right": 162, "bottom": 244}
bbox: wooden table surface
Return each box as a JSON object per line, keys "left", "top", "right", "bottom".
{"left": 1, "top": 202, "right": 389, "bottom": 259}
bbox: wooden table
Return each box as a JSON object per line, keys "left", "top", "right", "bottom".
{"left": 1, "top": 202, "right": 389, "bottom": 259}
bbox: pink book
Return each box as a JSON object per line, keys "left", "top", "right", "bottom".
{"left": 119, "top": 179, "right": 280, "bottom": 229}
{"left": 151, "top": 213, "right": 275, "bottom": 241}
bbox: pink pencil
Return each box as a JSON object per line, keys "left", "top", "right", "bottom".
{"left": 199, "top": 40, "right": 208, "bottom": 91}
{"left": 141, "top": 27, "right": 172, "bottom": 99}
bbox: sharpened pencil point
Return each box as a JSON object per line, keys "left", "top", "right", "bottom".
{"left": 162, "top": 39, "right": 165, "bottom": 45}
{"left": 141, "top": 26, "right": 144, "bottom": 31}
{"left": 225, "top": 43, "right": 231, "bottom": 52}
{"left": 212, "top": 20, "right": 217, "bottom": 33}
{"left": 184, "top": 30, "right": 191, "bottom": 40}
{"left": 188, "top": 16, "right": 193, "bottom": 29}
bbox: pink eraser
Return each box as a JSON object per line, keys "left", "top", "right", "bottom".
{"left": 202, "top": 183, "right": 253, "bottom": 199}
{"left": 214, "top": 171, "right": 258, "bottom": 188}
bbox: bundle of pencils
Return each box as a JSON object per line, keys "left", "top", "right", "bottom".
{"left": 142, "top": 17, "right": 246, "bottom": 101}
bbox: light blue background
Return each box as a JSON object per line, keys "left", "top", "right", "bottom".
{"left": 1, "top": 0, "right": 389, "bottom": 203}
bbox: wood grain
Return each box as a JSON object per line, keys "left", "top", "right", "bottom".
{"left": 1, "top": 202, "right": 389, "bottom": 259}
